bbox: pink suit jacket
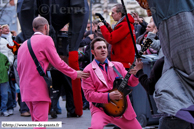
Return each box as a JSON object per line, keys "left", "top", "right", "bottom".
{"left": 17, "top": 34, "right": 77, "bottom": 102}
{"left": 82, "top": 59, "right": 139, "bottom": 120}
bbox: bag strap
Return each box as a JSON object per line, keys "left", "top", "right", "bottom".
{"left": 27, "top": 39, "right": 45, "bottom": 76}
{"left": 113, "top": 66, "right": 123, "bottom": 79}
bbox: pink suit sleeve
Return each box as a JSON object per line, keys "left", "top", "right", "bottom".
{"left": 81, "top": 69, "right": 109, "bottom": 104}
{"left": 44, "top": 37, "right": 77, "bottom": 80}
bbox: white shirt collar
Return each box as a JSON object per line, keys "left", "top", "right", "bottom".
{"left": 34, "top": 32, "right": 44, "bottom": 35}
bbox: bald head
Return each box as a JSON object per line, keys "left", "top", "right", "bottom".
{"left": 32, "top": 16, "right": 49, "bottom": 35}
{"left": 32, "top": 16, "right": 49, "bottom": 31}
{"left": 146, "top": 21, "right": 156, "bottom": 32}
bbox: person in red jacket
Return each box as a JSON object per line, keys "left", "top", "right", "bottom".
{"left": 98, "top": 4, "right": 136, "bottom": 69}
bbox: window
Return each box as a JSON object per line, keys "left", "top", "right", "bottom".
{"left": 0, "top": 0, "right": 9, "bottom": 6}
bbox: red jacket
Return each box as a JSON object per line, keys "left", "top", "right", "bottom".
{"left": 100, "top": 14, "right": 136, "bottom": 68}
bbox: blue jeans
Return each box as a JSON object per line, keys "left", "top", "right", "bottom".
{"left": 159, "top": 116, "right": 193, "bottom": 129}
{"left": 7, "top": 79, "right": 16, "bottom": 110}
{"left": 0, "top": 81, "right": 9, "bottom": 112}
{"left": 57, "top": 101, "right": 61, "bottom": 113}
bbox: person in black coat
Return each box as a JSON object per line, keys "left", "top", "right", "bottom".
{"left": 132, "top": 13, "right": 147, "bottom": 39}
{"left": 133, "top": 56, "right": 193, "bottom": 129}
{"left": 134, "top": 57, "right": 164, "bottom": 95}
{"left": 78, "top": 20, "right": 104, "bottom": 110}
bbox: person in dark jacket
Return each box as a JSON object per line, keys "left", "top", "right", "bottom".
{"left": 132, "top": 12, "right": 147, "bottom": 39}
{"left": 134, "top": 57, "right": 164, "bottom": 95}
{"left": 79, "top": 20, "right": 104, "bottom": 70}
{"left": 133, "top": 56, "right": 193, "bottom": 129}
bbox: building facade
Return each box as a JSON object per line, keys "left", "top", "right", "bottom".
{"left": 0, "top": 0, "right": 18, "bottom": 34}
{"left": 89, "top": 0, "right": 150, "bottom": 25}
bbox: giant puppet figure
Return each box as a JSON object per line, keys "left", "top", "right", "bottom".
{"left": 136, "top": 0, "right": 194, "bottom": 125}
{"left": 16, "top": 0, "right": 89, "bottom": 117}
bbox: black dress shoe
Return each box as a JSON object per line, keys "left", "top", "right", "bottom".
{"left": 67, "top": 112, "right": 77, "bottom": 118}
{"left": 50, "top": 109, "right": 57, "bottom": 118}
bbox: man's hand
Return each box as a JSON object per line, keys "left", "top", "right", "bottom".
{"left": 152, "top": 26, "right": 158, "bottom": 34}
{"left": 98, "top": 22, "right": 104, "bottom": 27}
{"left": 76, "top": 70, "right": 90, "bottom": 79}
{"left": 132, "top": 13, "right": 143, "bottom": 23}
{"left": 109, "top": 90, "right": 122, "bottom": 101}
{"left": 135, "top": 58, "right": 143, "bottom": 71}
{"left": 129, "top": 59, "right": 143, "bottom": 75}
{"left": 106, "top": 22, "right": 112, "bottom": 29}
{"left": 128, "top": 62, "right": 137, "bottom": 75}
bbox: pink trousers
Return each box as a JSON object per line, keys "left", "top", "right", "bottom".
{"left": 89, "top": 111, "right": 142, "bottom": 129}
{"left": 26, "top": 101, "right": 50, "bottom": 129}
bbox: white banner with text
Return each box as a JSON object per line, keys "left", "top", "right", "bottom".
{"left": 1, "top": 121, "right": 62, "bottom": 128}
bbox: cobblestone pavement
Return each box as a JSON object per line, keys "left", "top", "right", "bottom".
{"left": 0, "top": 97, "right": 158, "bottom": 129}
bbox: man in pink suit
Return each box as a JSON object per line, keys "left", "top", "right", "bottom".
{"left": 82, "top": 37, "right": 141, "bottom": 129}
{"left": 17, "top": 16, "right": 89, "bottom": 127}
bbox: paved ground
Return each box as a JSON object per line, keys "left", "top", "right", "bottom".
{"left": 0, "top": 97, "right": 158, "bottom": 129}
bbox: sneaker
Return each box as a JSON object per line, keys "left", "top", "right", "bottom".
{"left": 8, "top": 109, "right": 14, "bottom": 115}
{"left": 21, "top": 112, "right": 31, "bottom": 117}
{"left": 1, "top": 111, "right": 10, "bottom": 117}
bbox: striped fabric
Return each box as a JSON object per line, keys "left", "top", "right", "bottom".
{"left": 153, "top": 11, "right": 194, "bottom": 116}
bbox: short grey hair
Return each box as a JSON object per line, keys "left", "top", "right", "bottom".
{"left": 114, "top": 4, "right": 125, "bottom": 17}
